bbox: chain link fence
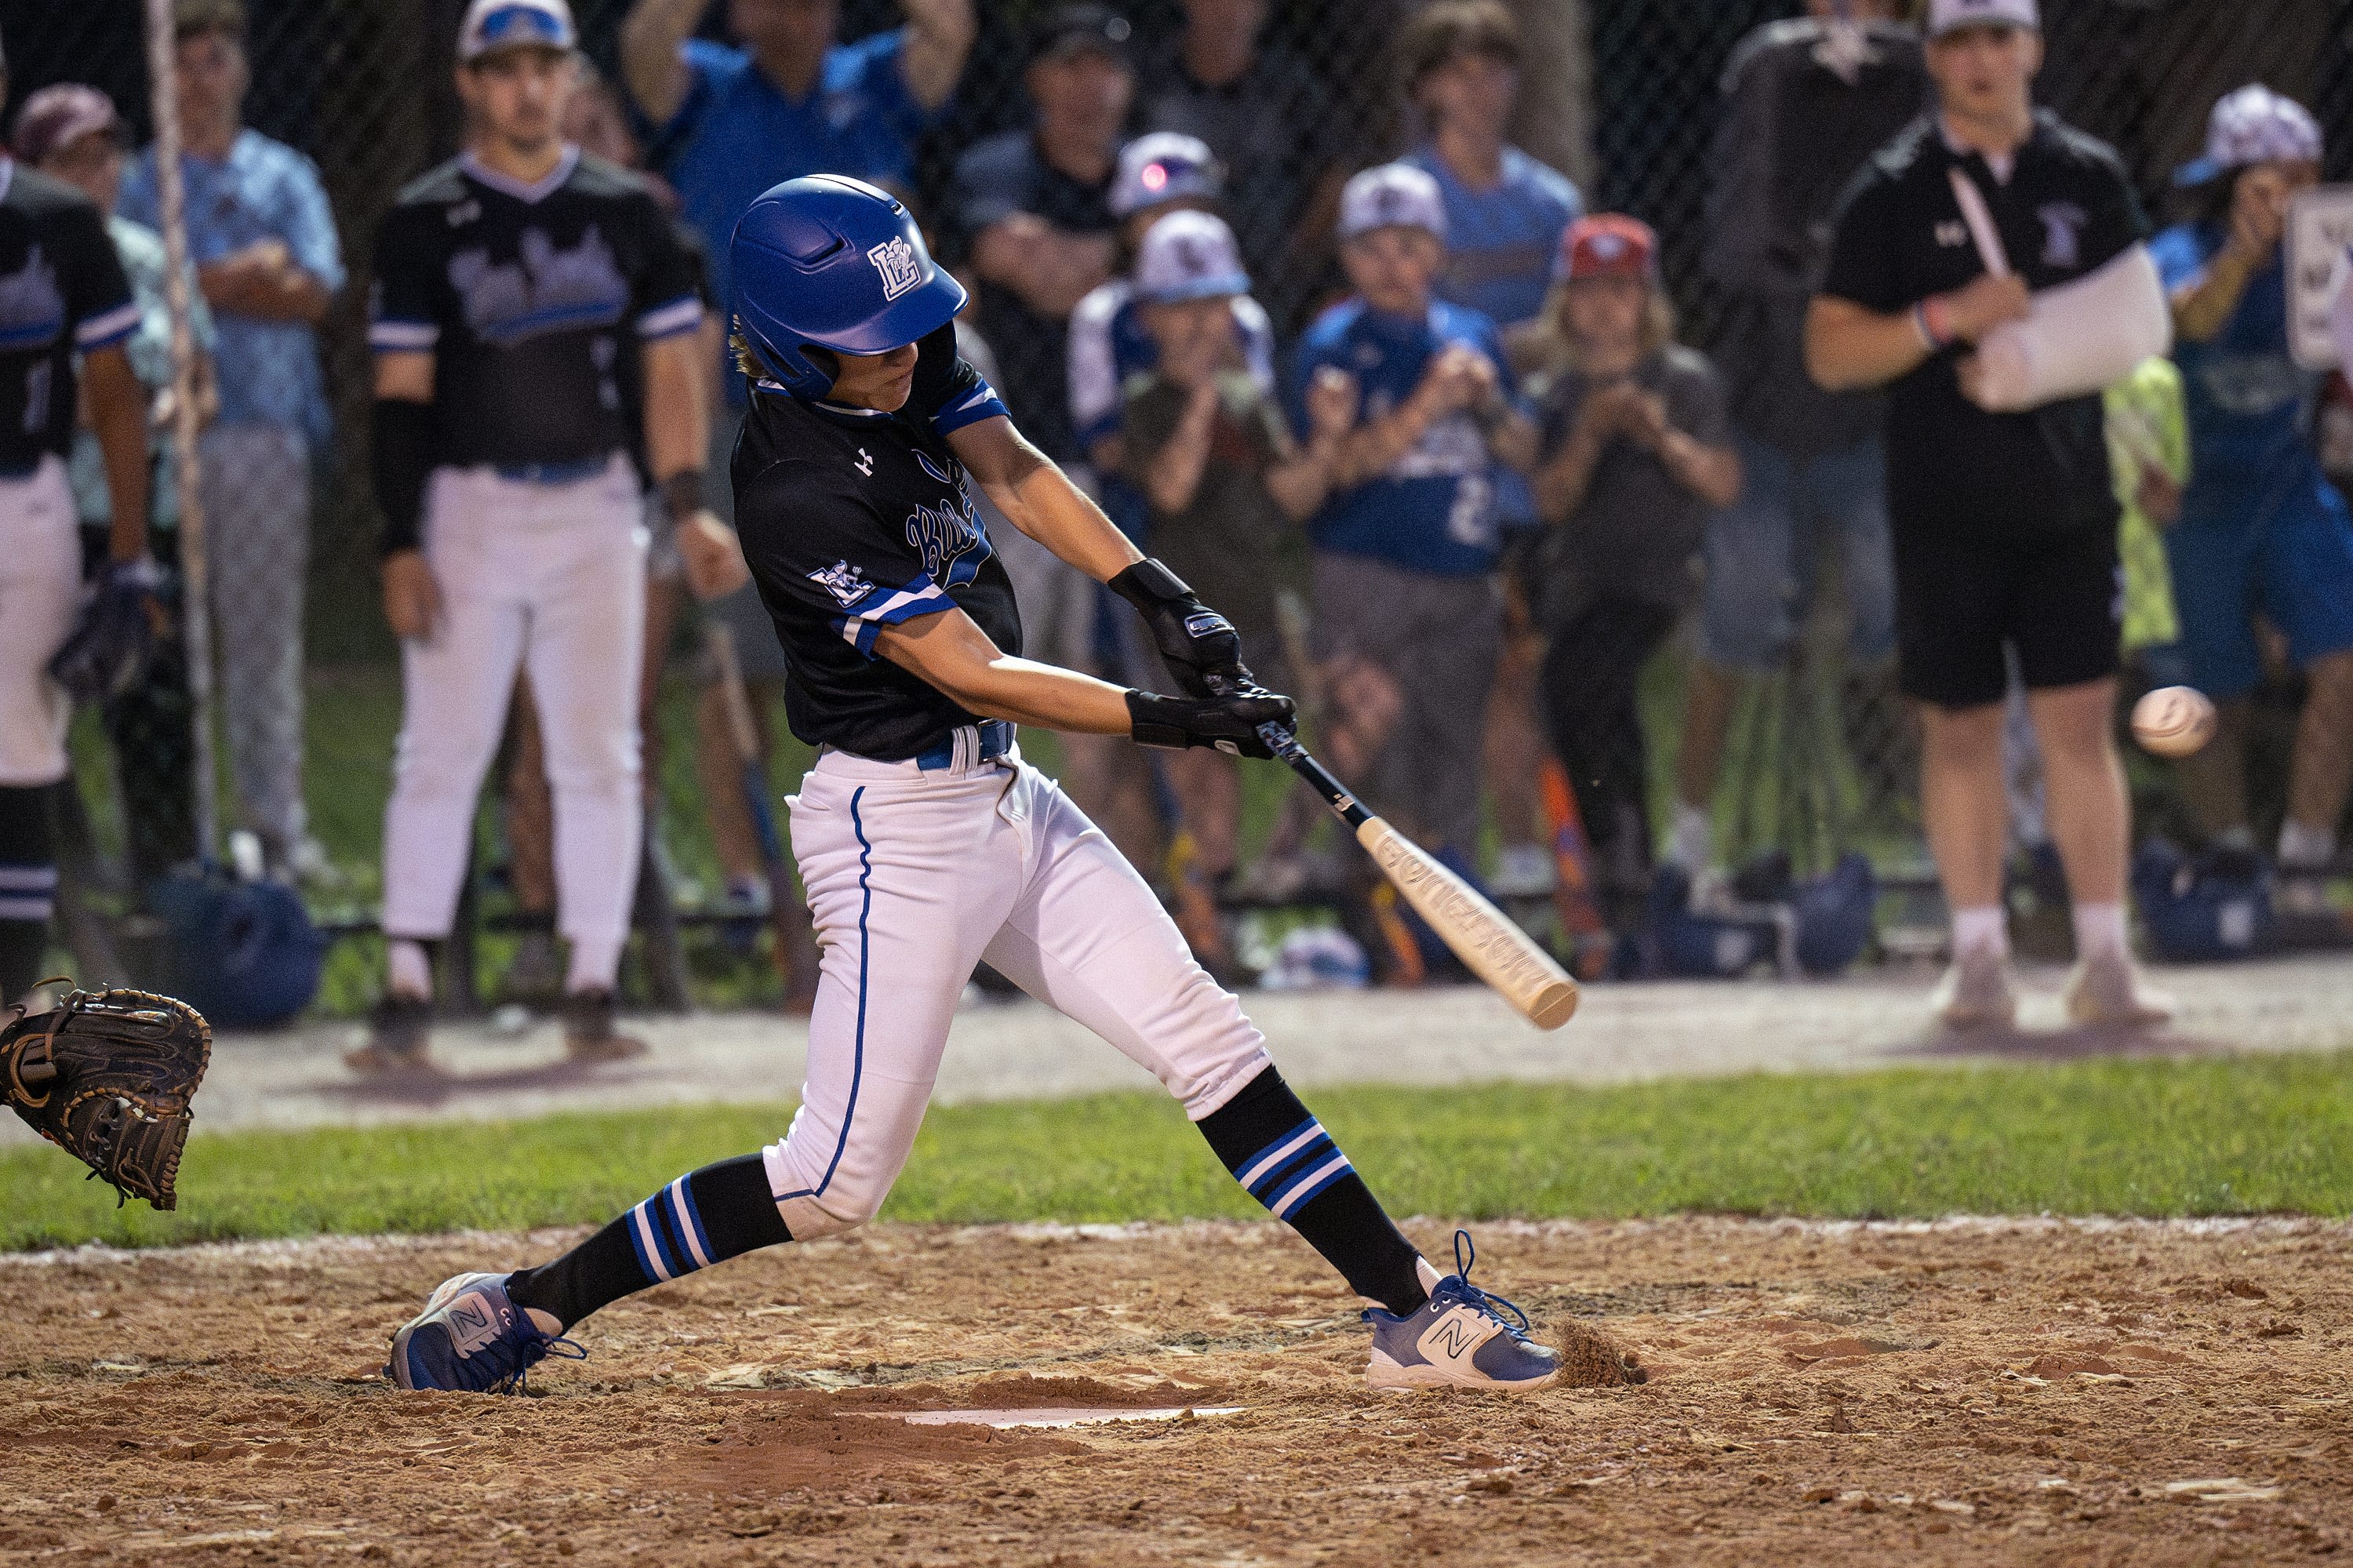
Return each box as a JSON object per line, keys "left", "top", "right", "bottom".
{"left": 7, "top": 0, "right": 2352, "bottom": 1002}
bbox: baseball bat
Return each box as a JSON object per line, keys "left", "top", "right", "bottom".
{"left": 707, "top": 622, "right": 820, "bottom": 1010}
{"left": 1259, "top": 723, "right": 1580, "bottom": 1030}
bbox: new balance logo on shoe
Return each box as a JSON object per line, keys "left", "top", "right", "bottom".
{"left": 447, "top": 1293, "right": 501, "bottom": 1355}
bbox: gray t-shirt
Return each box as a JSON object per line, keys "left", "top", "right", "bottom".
{"left": 1529, "top": 345, "right": 1729, "bottom": 626}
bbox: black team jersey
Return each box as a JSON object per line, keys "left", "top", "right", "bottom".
{"left": 1820, "top": 111, "right": 2148, "bottom": 537}
{"left": 369, "top": 147, "right": 703, "bottom": 468}
{"left": 732, "top": 323, "right": 1024, "bottom": 762}
{"left": 0, "top": 159, "right": 138, "bottom": 475}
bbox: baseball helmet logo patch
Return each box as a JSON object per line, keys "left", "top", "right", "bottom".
{"left": 867, "top": 237, "right": 925, "bottom": 301}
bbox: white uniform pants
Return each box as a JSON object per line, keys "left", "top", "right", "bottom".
{"left": 766, "top": 740, "right": 1273, "bottom": 1239}
{"left": 380, "top": 459, "right": 646, "bottom": 977}
{"left": 0, "top": 457, "right": 80, "bottom": 788}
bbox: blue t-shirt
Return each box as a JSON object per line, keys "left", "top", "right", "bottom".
{"left": 2152, "top": 221, "right": 2318, "bottom": 487}
{"left": 660, "top": 30, "right": 931, "bottom": 344}
{"left": 1292, "top": 297, "right": 1516, "bottom": 577}
{"left": 119, "top": 129, "right": 345, "bottom": 444}
{"left": 1402, "top": 144, "right": 1582, "bottom": 331}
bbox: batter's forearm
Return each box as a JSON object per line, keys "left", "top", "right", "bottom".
{"left": 876, "top": 610, "right": 1133, "bottom": 733}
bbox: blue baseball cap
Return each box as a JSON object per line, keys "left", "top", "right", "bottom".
{"left": 1111, "top": 133, "right": 1222, "bottom": 218}
{"left": 459, "top": 0, "right": 575, "bottom": 62}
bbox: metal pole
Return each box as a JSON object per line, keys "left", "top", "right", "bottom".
{"left": 144, "top": 0, "right": 220, "bottom": 861}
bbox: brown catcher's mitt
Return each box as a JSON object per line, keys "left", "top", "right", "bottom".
{"left": 2, "top": 986, "right": 212, "bottom": 1210}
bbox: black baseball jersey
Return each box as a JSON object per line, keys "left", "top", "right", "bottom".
{"left": 0, "top": 161, "right": 138, "bottom": 474}
{"left": 1820, "top": 111, "right": 2148, "bottom": 536}
{"left": 369, "top": 147, "right": 703, "bottom": 468}
{"left": 733, "top": 324, "right": 1020, "bottom": 762}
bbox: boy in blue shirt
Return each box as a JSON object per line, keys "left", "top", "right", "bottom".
{"left": 2155, "top": 85, "right": 2353, "bottom": 901}
{"left": 1294, "top": 163, "right": 1536, "bottom": 908}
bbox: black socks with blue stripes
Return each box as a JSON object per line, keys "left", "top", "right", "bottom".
{"left": 1197, "top": 1066, "right": 1429, "bottom": 1317}
{"left": 507, "top": 1154, "right": 791, "bottom": 1330}
{"left": 0, "top": 786, "right": 56, "bottom": 1005}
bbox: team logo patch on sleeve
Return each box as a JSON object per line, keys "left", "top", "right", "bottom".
{"left": 809, "top": 559, "right": 878, "bottom": 608}
{"left": 867, "top": 238, "right": 925, "bottom": 301}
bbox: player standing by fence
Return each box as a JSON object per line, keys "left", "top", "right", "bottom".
{"left": 0, "top": 31, "right": 153, "bottom": 1007}
{"left": 353, "top": 0, "right": 734, "bottom": 1070}
{"left": 1808, "top": 0, "right": 2172, "bottom": 1028}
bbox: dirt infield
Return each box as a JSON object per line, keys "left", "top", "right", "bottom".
{"left": 3, "top": 1217, "right": 2348, "bottom": 1566}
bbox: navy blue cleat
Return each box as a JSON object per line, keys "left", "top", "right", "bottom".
{"left": 1362, "top": 1231, "right": 1560, "bottom": 1392}
{"left": 386, "top": 1271, "right": 583, "bottom": 1393}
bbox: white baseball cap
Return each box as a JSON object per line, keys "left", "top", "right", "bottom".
{"left": 1110, "top": 133, "right": 1222, "bottom": 218}
{"left": 2175, "top": 84, "right": 2323, "bottom": 187}
{"left": 460, "top": 0, "right": 576, "bottom": 61}
{"left": 1338, "top": 163, "right": 1447, "bottom": 244}
{"left": 1927, "top": 0, "right": 2038, "bottom": 38}
{"left": 1133, "top": 209, "right": 1251, "bottom": 304}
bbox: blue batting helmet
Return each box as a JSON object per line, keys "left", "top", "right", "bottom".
{"left": 731, "top": 175, "right": 968, "bottom": 400}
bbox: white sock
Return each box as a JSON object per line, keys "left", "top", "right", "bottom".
{"left": 1950, "top": 904, "right": 2008, "bottom": 961}
{"left": 2071, "top": 901, "right": 2129, "bottom": 965}
{"left": 386, "top": 939, "right": 434, "bottom": 1000}
{"left": 566, "top": 935, "right": 624, "bottom": 995}
{"left": 1668, "top": 801, "right": 1714, "bottom": 871}
{"left": 2278, "top": 820, "right": 2338, "bottom": 871}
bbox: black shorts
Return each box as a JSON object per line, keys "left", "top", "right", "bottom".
{"left": 1893, "top": 516, "right": 2121, "bottom": 708}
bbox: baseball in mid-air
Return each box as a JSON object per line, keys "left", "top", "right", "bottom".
{"left": 2131, "top": 686, "right": 2217, "bottom": 758}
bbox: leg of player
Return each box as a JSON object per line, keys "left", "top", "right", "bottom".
{"left": 0, "top": 459, "right": 83, "bottom": 1004}
{"left": 1918, "top": 699, "right": 2017, "bottom": 1028}
{"left": 2028, "top": 676, "right": 2173, "bottom": 1025}
{"left": 2279, "top": 649, "right": 2353, "bottom": 897}
{"left": 975, "top": 769, "right": 1560, "bottom": 1392}
{"left": 518, "top": 460, "right": 648, "bottom": 1060}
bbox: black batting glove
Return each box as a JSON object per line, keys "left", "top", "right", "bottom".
{"left": 1126, "top": 686, "right": 1296, "bottom": 761}
{"left": 1109, "top": 558, "right": 1249, "bottom": 700}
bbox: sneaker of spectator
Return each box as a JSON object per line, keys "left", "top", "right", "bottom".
{"left": 118, "top": 0, "right": 346, "bottom": 886}
{"left": 2156, "top": 85, "right": 2353, "bottom": 903}
{"left": 1398, "top": 1, "right": 1583, "bottom": 341}
{"left": 1135, "top": 0, "right": 1358, "bottom": 329}
{"left": 1293, "top": 163, "right": 1537, "bottom": 977}
{"left": 1521, "top": 216, "right": 1740, "bottom": 934}
{"left": 948, "top": 5, "right": 1134, "bottom": 464}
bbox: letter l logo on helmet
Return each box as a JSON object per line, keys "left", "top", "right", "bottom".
{"left": 868, "top": 238, "right": 924, "bottom": 301}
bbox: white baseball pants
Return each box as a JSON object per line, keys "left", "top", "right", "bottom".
{"left": 0, "top": 457, "right": 81, "bottom": 788}
{"left": 380, "top": 458, "right": 646, "bottom": 983}
{"left": 766, "top": 740, "right": 1273, "bottom": 1239}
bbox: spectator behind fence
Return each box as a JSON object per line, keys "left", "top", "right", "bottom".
{"left": 2154, "top": 85, "right": 2353, "bottom": 909}
{"left": 19, "top": 85, "right": 217, "bottom": 885}
{"left": 1118, "top": 211, "right": 1347, "bottom": 970}
{"left": 1522, "top": 216, "right": 1739, "bottom": 931}
{"left": 1135, "top": 0, "right": 1352, "bottom": 328}
{"left": 1672, "top": 0, "right": 1926, "bottom": 876}
{"left": 948, "top": 6, "right": 1133, "bottom": 464}
{"left": 1808, "top": 0, "right": 2171, "bottom": 1030}
{"left": 118, "top": 0, "right": 344, "bottom": 885}
{"left": 619, "top": 0, "right": 974, "bottom": 370}
{"left": 1395, "top": 1, "right": 1581, "bottom": 898}
{"left": 1293, "top": 164, "right": 1536, "bottom": 951}
{"left": 1398, "top": 1, "right": 1582, "bottom": 339}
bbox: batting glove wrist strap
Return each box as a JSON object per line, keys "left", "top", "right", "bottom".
{"left": 371, "top": 397, "right": 436, "bottom": 558}
{"left": 1110, "top": 557, "right": 1246, "bottom": 699}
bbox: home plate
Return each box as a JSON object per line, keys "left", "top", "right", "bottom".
{"left": 878, "top": 1406, "right": 1246, "bottom": 1430}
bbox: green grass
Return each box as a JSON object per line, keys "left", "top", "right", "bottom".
{"left": 9, "top": 1052, "right": 2351, "bottom": 1251}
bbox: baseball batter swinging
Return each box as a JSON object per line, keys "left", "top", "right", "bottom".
{"left": 355, "top": 0, "right": 742, "bottom": 1068}
{"left": 386, "top": 175, "right": 1561, "bottom": 1395}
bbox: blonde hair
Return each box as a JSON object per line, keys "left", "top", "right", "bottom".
{"left": 1519, "top": 278, "right": 1679, "bottom": 381}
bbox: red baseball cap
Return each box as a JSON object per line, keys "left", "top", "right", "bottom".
{"left": 1556, "top": 214, "right": 1657, "bottom": 284}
